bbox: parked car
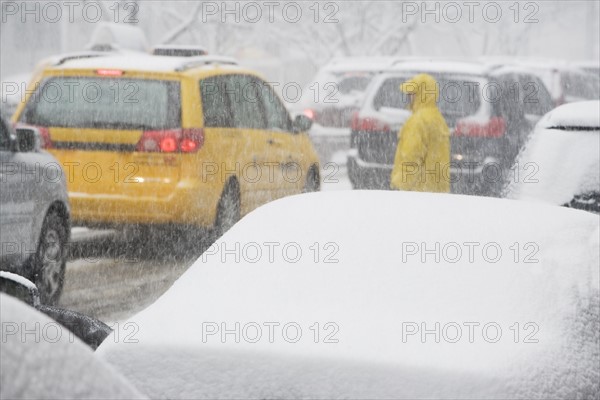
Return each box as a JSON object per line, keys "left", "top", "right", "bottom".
{"left": 571, "top": 60, "right": 600, "bottom": 78}
{"left": 507, "top": 100, "right": 600, "bottom": 213}
{"left": 480, "top": 57, "right": 600, "bottom": 105}
{"left": 347, "top": 60, "right": 554, "bottom": 195}
{"left": 515, "top": 61, "right": 600, "bottom": 105}
{"left": 13, "top": 53, "right": 319, "bottom": 237}
{"left": 298, "top": 57, "right": 404, "bottom": 130}
{"left": 0, "top": 291, "right": 144, "bottom": 399}
{"left": 99, "top": 190, "right": 599, "bottom": 399}
{"left": 0, "top": 111, "right": 70, "bottom": 304}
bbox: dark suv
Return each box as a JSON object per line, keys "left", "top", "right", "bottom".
{"left": 0, "top": 112, "right": 70, "bottom": 304}
{"left": 347, "top": 61, "right": 554, "bottom": 196}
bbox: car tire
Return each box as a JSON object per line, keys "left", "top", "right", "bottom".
{"left": 214, "top": 180, "right": 241, "bottom": 238}
{"left": 303, "top": 166, "right": 320, "bottom": 193}
{"left": 32, "top": 211, "right": 67, "bottom": 305}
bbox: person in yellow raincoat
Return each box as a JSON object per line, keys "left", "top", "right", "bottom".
{"left": 390, "top": 73, "right": 450, "bottom": 193}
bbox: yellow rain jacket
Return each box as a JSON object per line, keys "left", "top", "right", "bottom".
{"left": 390, "top": 74, "right": 450, "bottom": 193}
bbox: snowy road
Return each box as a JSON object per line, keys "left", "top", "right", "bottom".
{"left": 59, "top": 165, "right": 352, "bottom": 322}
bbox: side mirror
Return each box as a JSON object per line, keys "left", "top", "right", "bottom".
{"left": 0, "top": 271, "right": 41, "bottom": 307}
{"left": 16, "top": 127, "right": 41, "bottom": 152}
{"left": 292, "top": 114, "right": 313, "bottom": 133}
{"left": 0, "top": 271, "right": 111, "bottom": 350}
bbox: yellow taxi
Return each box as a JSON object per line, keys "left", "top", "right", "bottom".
{"left": 13, "top": 53, "right": 320, "bottom": 233}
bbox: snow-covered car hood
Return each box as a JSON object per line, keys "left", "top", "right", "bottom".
{"left": 99, "top": 191, "right": 599, "bottom": 399}
{"left": 508, "top": 101, "right": 600, "bottom": 205}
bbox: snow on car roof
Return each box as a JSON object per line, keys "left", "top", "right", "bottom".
{"left": 389, "top": 60, "right": 489, "bottom": 76}
{"left": 539, "top": 100, "right": 600, "bottom": 129}
{"left": 52, "top": 54, "right": 239, "bottom": 73}
{"left": 99, "top": 190, "right": 599, "bottom": 399}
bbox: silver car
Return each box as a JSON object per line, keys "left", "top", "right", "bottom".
{"left": 0, "top": 112, "right": 70, "bottom": 304}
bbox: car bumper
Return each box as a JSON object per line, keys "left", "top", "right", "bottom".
{"left": 69, "top": 179, "right": 220, "bottom": 228}
{"left": 347, "top": 150, "right": 505, "bottom": 196}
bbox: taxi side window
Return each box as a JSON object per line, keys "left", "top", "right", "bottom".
{"left": 227, "top": 75, "right": 267, "bottom": 130}
{"left": 200, "top": 76, "right": 234, "bottom": 128}
{"left": 258, "top": 80, "right": 292, "bottom": 132}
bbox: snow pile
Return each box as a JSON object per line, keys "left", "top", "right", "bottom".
{"left": 0, "top": 294, "right": 145, "bottom": 399}
{"left": 507, "top": 101, "right": 600, "bottom": 205}
{"left": 100, "top": 191, "right": 599, "bottom": 399}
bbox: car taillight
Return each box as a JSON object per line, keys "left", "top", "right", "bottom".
{"left": 96, "top": 69, "right": 124, "bottom": 76}
{"left": 454, "top": 117, "right": 505, "bottom": 138}
{"left": 38, "top": 127, "right": 52, "bottom": 148}
{"left": 136, "top": 128, "right": 204, "bottom": 153}
{"left": 351, "top": 115, "right": 390, "bottom": 133}
{"left": 180, "top": 128, "right": 204, "bottom": 153}
{"left": 303, "top": 108, "right": 316, "bottom": 120}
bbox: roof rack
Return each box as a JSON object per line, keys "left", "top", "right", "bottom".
{"left": 52, "top": 51, "right": 108, "bottom": 66}
{"left": 175, "top": 56, "right": 238, "bottom": 71}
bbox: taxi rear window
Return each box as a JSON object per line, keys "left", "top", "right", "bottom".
{"left": 20, "top": 77, "right": 181, "bottom": 130}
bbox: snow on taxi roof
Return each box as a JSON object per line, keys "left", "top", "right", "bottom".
{"left": 51, "top": 53, "right": 239, "bottom": 73}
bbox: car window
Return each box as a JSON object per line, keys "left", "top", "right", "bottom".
{"left": 0, "top": 119, "right": 10, "bottom": 150}
{"left": 227, "top": 75, "right": 267, "bottom": 130}
{"left": 435, "top": 75, "right": 482, "bottom": 126}
{"left": 200, "top": 75, "right": 234, "bottom": 128}
{"left": 337, "top": 75, "right": 372, "bottom": 94}
{"left": 21, "top": 77, "right": 181, "bottom": 130}
{"left": 563, "top": 72, "right": 600, "bottom": 99}
{"left": 258, "top": 79, "right": 291, "bottom": 132}
{"left": 520, "top": 74, "right": 554, "bottom": 116}
{"left": 373, "top": 77, "right": 412, "bottom": 110}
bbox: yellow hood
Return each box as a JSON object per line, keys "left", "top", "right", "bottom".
{"left": 399, "top": 73, "right": 439, "bottom": 112}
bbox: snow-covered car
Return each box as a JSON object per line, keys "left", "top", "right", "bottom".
{"left": 571, "top": 60, "right": 600, "bottom": 78}
{"left": 0, "top": 112, "right": 70, "bottom": 304}
{"left": 0, "top": 292, "right": 144, "bottom": 399}
{"left": 514, "top": 61, "right": 600, "bottom": 105}
{"left": 99, "top": 191, "right": 599, "bottom": 399}
{"left": 507, "top": 100, "right": 600, "bottom": 213}
{"left": 347, "top": 61, "right": 554, "bottom": 195}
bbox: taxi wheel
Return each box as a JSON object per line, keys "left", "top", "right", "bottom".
{"left": 33, "top": 212, "right": 67, "bottom": 305}
{"left": 214, "top": 180, "right": 241, "bottom": 237}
